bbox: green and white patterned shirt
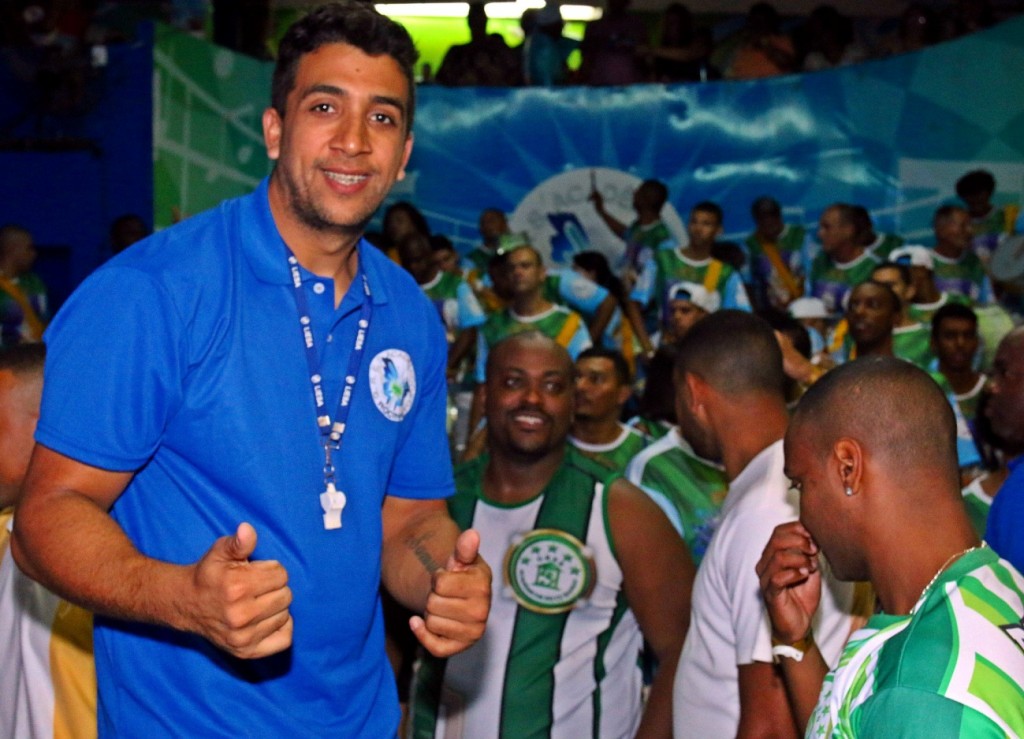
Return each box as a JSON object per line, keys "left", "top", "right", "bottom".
{"left": 625, "top": 428, "right": 727, "bottom": 564}
{"left": 807, "top": 546, "right": 1024, "bottom": 738}
{"left": 570, "top": 423, "right": 649, "bottom": 474}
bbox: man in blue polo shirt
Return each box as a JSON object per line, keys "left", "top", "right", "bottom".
{"left": 10, "top": 4, "right": 491, "bottom": 737}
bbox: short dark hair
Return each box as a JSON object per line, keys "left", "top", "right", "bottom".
{"left": 955, "top": 169, "right": 996, "bottom": 199}
{"left": 850, "top": 204, "right": 873, "bottom": 233}
{"left": 0, "top": 224, "right": 30, "bottom": 257}
{"left": 0, "top": 342, "right": 45, "bottom": 374}
{"left": 751, "top": 196, "right": 781, "bottom": 219}
{"left": 824, "top": 203, "right": 858, "bottom": 227}
{"left": 792, "top": 355, "right": 958, "bottom": 481}
{"left": 383, "top": 201, "right": 430, "bottom": 239}
{"left": 931, "top": 302, "right": 978, "bottom": 341}
{"left": 577, "top": 346, "right": 631, "bottom": 385}
{"left": 429, "top": 234, "right": 454, "bottom": 253}
{"left": 638, "top": 180, "right": 669, "bottom": 210}
{"left": 692, "top": 200, "right": 723, "bottom": 225}
{"left": 675, "top": 310, "right": 784, "bottom": 398}
{"left": 271, "top": 2, "right": 418, "bottom": 130}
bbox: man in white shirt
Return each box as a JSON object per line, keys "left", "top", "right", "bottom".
{"left": 671, "top": 310, "right": 859, "bottom": 738}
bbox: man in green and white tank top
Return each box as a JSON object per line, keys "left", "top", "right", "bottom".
{"left": 410, "top": 332, "right": 693, "bottom": 739}
{"left": 760, "top": 357, "right": 1024, "bottom": 738}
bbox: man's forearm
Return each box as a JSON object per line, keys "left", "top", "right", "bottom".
{"left": 779, "top": 643, "right": 830, "bottom": 734}
{"left": 381, "top": 502, "right": 461, "bottom": 611}
{"left": 13, "top": 487, "right": 193, "bottom": 630}
{"left": 636, "top": 647, "right": 677, "bottom": 739}
{"left": 14, "top": 446, "right": 295, "bottom": 659}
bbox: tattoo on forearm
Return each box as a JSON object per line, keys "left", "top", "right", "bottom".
{"left": 407, "top": 531, "right": 442, "bottom": 574}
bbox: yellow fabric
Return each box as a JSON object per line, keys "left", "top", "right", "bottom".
{"left": 50, "top": 602, "right": 96, "bottom": 739}
{"left": 702, "top": 259, "right": 723, "bottom": 294}
{"left": 828, "top": 318, "right": 849, "bottom": 356}
{"left": 0, "top": 507, "right": 11, "bottom": 555}
{"left": 0, "top": 274, "right": 45, "bottom": 341}
{"left": 1005, "top": 204, "right": 1020, "bottom": 234}
{"left": 761, "top": 241, "right": 803, "bottom": 301}
{"left": 555, "top": 311, "right": 582, "bottom": 349}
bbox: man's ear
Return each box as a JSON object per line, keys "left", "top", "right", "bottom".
{"left": 263, "top": 107, "right": 283, "bottom": 161}
{"left": 396, "top": 134, "right": 414, "bottom": 181}
{"left": 832, "top": 437, "right": 864, "bottom": 496}
{"left": 681, "top": 372, "right": 712, "bottom": 423}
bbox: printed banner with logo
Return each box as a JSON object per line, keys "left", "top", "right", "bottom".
{"left": 154, "top": 16, "right": 1024, "bottom": 267}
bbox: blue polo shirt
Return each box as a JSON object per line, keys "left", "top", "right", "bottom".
{"left": 987, "top": 456, "right": 1024, "bottom": 573}
{"left": 36, "top": 178, "right": 454, "bottom": 737}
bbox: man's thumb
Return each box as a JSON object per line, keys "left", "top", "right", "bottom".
{"left": 446, "top": 529, "right": 480, "bottom": 572}
{"left": 221, "top": 522, "right": 257, "bottom": 561}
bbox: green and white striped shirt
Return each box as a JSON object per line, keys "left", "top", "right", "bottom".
{"left": 807, "top": 546, "right": 1024, "bottom": 738}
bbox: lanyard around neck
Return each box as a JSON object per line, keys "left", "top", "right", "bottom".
{"left": 285, "top": 249, "right": 373, "bottom": 487}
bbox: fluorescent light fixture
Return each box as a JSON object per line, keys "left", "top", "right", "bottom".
{"left": 376, "top": 2, "right": 603, "bottom": 21}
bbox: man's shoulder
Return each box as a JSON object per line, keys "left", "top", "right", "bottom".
{"left": 104, "top": 190, "right": 260, "bottom": 282}
{"left": 626, "top": 430, "right": 679, "bottom": 474}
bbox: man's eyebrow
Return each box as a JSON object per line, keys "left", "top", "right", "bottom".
{"left": 297, "top": 83, "right": 345, "bottom": 101}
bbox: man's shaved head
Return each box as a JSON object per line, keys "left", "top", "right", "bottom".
{"left": 791, "top": 356, "right": 959, "bottom": 486}
{"left": 675, "top": 310, "right": 785, "bottom": 398}
{"left": 486, "top": 330, "right": 573, "bottom": 380}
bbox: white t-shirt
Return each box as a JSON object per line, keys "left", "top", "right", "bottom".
{"left": 672, "top": 440, "right": 856, "bottom": 737}
{"left": 0, "top": 511, "right": 96, "bottom": 739}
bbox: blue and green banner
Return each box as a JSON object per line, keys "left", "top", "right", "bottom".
{"left": 154, "top": 16, "right": 1024, "bottom": 267}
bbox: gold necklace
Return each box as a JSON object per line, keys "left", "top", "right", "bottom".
{"left": 916, "top": 543, "right": 985, "bottom": 606}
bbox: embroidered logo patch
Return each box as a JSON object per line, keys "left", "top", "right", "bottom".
{"left": 504, "top": 529, "right": 596, "bottom": 614}
{"left": 369, "top": 349, "right": 416, "bottom": 421}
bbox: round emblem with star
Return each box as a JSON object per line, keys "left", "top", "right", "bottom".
{"left": 503, "top": 529, "right": 596, "bottom": 614}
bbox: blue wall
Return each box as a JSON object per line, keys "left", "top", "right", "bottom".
{"left": 0, "top": 26, "right": 153, "bottom": 310}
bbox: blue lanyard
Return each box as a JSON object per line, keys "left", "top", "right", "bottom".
{"left": 285, "top": 249, "right": 373, "bottom": 491}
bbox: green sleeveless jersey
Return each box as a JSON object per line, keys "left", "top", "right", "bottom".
{"left": 411, "top": 448, "right": 644, "bottom": 739}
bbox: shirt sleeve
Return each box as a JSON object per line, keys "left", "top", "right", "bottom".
{"left": 986, "top": 468, "right": 1024, "bottom": 573}
{"left": 727, "top": 510, "right": 791, "bottom": 665}
{"left": 385, "top": 312, "right": 455, "bottom": 500}
{"left": 36, "top": 267, "right": 186, "bottom": 471}
{"left": 721, "top": 271, "right": 752, "bottom": 311}
{"left": 630, "top": 257, "right": 657, "bottom": 305}
{"left": 554, "top": 269, "right": 609, "bottom": 316}
{"left": 456, "top": 280, "right": 487, "bottom": 329}
{"left": 475, "top": 329, "right": 489, "bottom": 384}
{"left": 565, "top": 318, "right": 593, "bottom": 360}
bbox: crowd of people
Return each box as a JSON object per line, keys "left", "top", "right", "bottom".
{"left": 375, "top": 163, "right": 1024, "bottom": 732}
{"left": 433, "top": 0, "right": 1019, "bottom": 86}
{"left": 2, "top": 1, "right": 1024, "bottom": 738}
